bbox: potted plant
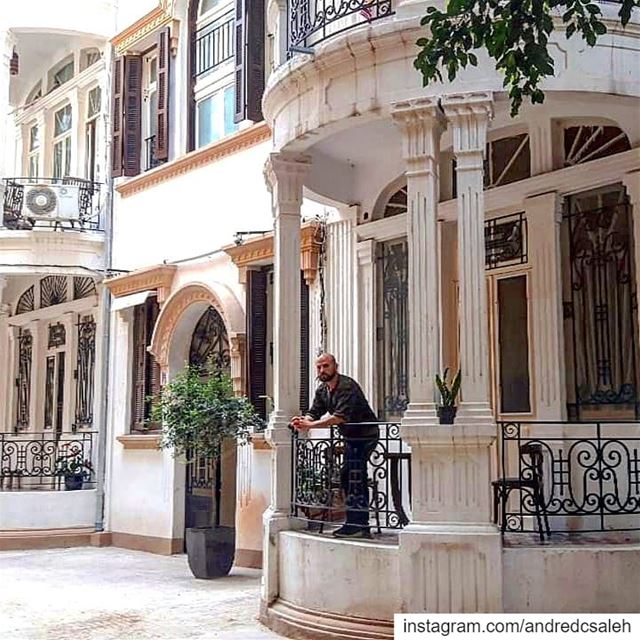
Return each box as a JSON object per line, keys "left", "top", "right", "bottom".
{"left": 435, "top": 368, "right": 461, "bottom": 424}
{"left": 150, "top": 363, "right": 260, "bottom": 579}
{"left": 55, "top": 454, "right": 92, "bottom": 491}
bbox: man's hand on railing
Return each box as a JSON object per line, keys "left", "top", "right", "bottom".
{"left": 291, "top": 416, "right": 312, "bottom": 432}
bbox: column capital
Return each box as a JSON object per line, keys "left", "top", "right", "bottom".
{"left": 392, "top": 97, "right": 446, "bottom": 173}
{"left": 441, "top": 92, "right": 493, "bottom": 156}
{"left": 263, "top": 152, "right": 312, "bottom": 217}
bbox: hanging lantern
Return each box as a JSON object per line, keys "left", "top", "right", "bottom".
{"left": 10, "top": 49, "right": 19, "bottom": 75}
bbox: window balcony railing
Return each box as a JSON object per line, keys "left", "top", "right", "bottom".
{"left": 144, "top": 135, "right": 167, "bottom": 172}
{"left": 291, "top": 422, "right": 410, "bottom": 531}
{"left": 288, "top": 0, "right": 394, "bottom": 51}
{"left": 194, "top": 11, "right": 234, "bottom": 78}
{"left": 495, "top": 420, "right": 640, "bottom": 538}
{"left": 1, "top": 177, "right": 102, "bottom": 231}
{"left": 0, "top": 430, "right": 96, "bottom": 491}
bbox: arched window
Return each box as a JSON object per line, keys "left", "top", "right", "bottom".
{"left": 25, "top": 81, "right": 42, "bottom": 106}
{"left": 199, "top": 0, "right": 224, "bottom": 16}
{"left": 48, "top": 55, "right": 74, "bottom": 92}
{"left": 189, "top": 306, "right": 231, "bottom": 372}
{"left": 563, "top": 125, "right": 630, "bottom": 167}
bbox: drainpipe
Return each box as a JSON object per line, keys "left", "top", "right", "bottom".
{"left": 94, "top": 39, "right": 116, "bottom": 533}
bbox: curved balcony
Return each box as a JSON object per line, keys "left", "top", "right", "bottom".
{"left": 1, "top": 177, "right": 105, "bottom": 274}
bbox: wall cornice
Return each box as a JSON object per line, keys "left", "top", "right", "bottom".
{"left": 104, "top": 264, "right": 176, "bottom": 303}
{"left": 116, "top": 122, "right": 272, "bottom": 198}
{"left": 223, "top": 222, "right": 322, "bottom": 285}
{"left": 111, "top": 7, "right": 173, "bottom": 55}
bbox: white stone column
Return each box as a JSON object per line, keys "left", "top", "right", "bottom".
{"left": 326, "top": 206, "right": 356, "bottom": 376}
{"left": 356, "top": 239, "right": 377, "bottom": 409}
{"left": 397, "top": 93, "right": 502, "bottom": 614}
{"left": 0, "top": 276, "right": 10, "bottom": 431}
{"left": 262, "top": 152, "right": 311, "bottom": 607}
{"left": 392, "top": 97, "right": 445, "bottom": 426}
{"left": 442, "top": 92, "right": 493, "bottom": 423}
{"left": 526, "top": 192, "right": 567, "bottom": 421}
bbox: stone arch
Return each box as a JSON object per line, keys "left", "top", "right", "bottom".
{"left": 149, "top": 281, "right": 246, "bottom": 393}
{"left": 371, "top": 174, "right": 407, "bottom": 221}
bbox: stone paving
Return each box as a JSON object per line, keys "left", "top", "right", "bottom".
{"left": 0, "top": 547, "right": 282, "bottom": 639}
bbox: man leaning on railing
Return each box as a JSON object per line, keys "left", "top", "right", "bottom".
{"left": 291, "top": 353, "right": 379, "bottom": 539}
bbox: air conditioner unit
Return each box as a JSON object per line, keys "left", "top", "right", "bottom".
{"left": 23, "top": 184, "right": 80, "bottom": 221}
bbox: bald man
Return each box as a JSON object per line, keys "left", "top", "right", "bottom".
{"left": 292, "top": 353, "right": 379, "bottom": 539}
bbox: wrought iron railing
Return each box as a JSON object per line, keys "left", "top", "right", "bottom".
{"left": 1, "top": 177, "right": 101, "bottom": 231}
{"left": 288, "top": 0, "right": 394, "bottom": 50}
{"left": 496, "top": 421, "right": 640, "bottom": 535}
{"left": 194, "top": 11, "right": 234, "bottom": 77}
{"left": 291, "top": 422, "right": 410, "bottom": 531}
{"left": 485, "top": 211, "right": 527, "bottom": 270}
{"left": 0, "top": 431, "right": 96, "bottom": 491}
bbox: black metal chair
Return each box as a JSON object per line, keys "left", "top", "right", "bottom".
{"left": 492, "top": 442, "right": 551, "bottom": 540}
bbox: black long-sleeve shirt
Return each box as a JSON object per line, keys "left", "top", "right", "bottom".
{"left": 306, "top": 374, "right": 379, "bottom": 440}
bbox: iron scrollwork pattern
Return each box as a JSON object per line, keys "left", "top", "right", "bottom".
{"left": 498, "top": 421, "right": 640, "bottom": 534}
{"left": 485, "top": 212, "right": 527, "bottom": 270}
{"left": 44, "top": 357, "right": 55, "bottom": 429}
{"left": 0, "top": 431, "right": 95, "bottom": 490}
{"left": 289, "top": 0, "right": 394, "bottom": 50}
{"left": 48, "top": 322, "right": 66, "bottom": 348}
{"left": 15, "top": 286, "right": 35, "bottom": 315}
{"left": 563, "top": 195, "right": 638, "bottom": 418}
{"left": 292, "top": 423, "right": 410, "bottom": 530}
{"left": 40, "top": 276, "right": 68, "bottom": 308}
{"left": 188, "top": 306, "right": 231, "bottom": 372}
{"left": 74, "top": 315, "right": 96, "bottom": 430}
{"left": 73, "top": 277, "right": 97, "bottom": 300}
{"left": 378, "top": 240, "right": 409, "bottom": 418}
{"left": 15, "top": 329, "right": 33, "bottom": 432}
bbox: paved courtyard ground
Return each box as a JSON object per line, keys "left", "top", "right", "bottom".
{"left": 0, "top": 547, "right": 282, "bottom": 639}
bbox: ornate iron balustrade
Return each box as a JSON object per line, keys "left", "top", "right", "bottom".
{"left": 0, "top": 431, "right": 95, "bottom": 491}
{"left": 144, "top": 135, "right": 166, "bottom": 172}
{"left": 2, "top": 177, "right": 101, "bottom": 231}
{"left": 194, "top": 11, "right": 234, "bottom": 77}
{"left": 292, "top": 422, "right": 410, "bottom": 530}
{"left": 288, "top": 0, "right": 394, "bottom": 50}
{"left": 485, "top": 212, "right": 527, "bottom": 270}
{"left": 497, "top": 421, "right": 640, "bottom": 534}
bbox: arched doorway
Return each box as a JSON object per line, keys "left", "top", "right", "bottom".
{"left": 184, "top": 305, "right": 236, "bottom": 531}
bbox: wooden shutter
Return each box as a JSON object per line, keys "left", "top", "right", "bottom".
{"left": 111, "top": 57, "right": 124, "bottom": 177}
{"left": 234, "top": 0, "right": 265, "bottom": 124}
{"left": 123, "top": 55, "right": 142, "bottom": 177}
{"left": 300, "top": 273, "right": 310, "bottom": 413}
{"left": 131, "top": 303, "right": 148, "bottom": 430}
{"left": 146, "top": 298, "right": 161, "bottom": 426}
{"left": 246, "top": 269, "right": 268, "bottom": 419}
{"left": 155, "top": 27, "right": 171, "bottom": 161}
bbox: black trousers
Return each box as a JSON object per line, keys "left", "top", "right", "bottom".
{"left": 340, "top": 438, "right": 377, "bottom": 528}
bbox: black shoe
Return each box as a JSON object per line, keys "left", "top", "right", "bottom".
{"left": 332, "top": 525, "right": 372, "bottom": 539}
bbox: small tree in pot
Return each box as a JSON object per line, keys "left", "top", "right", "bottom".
{"left": 435, "top": 368, "right": 461, "bottom": 425}
{"left": 150, "top": 363, "right": 260, "bottom": 579}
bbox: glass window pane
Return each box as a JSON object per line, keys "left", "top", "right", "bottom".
{"left": 223, "top": 86, "right": 238, "bottom": 136}
{"left": 87, "top": 87, "right": 101, "bottom": 119}
{"left": 53, "top": 60, "right": 74, "bottom": 88}
{"left": 53, "top": 142, "right": 63, "bottom": 178}
{"left": 498, "top": 275, "right": 531, "bottom": 413}
{"left": 54, "top": 105, "right": 72, "bottom": 136}
{"left": 199, "top": 0, "right": 222, "bottom": 16}
{"left": 29, "top": 125, "right": 39, "bottom": 151}
{"left": 28, "top": 154, "right": 39, "bottom": 178}
{"left": 64, "top": 138, "right": 71, "bottom": 176}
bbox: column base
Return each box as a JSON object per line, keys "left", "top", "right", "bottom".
{"left": 401, "top": 402, "right": 439, "bottom": 428}
{"left": 455, "top": 401, "right": 495, "bottom": 425}
{"left": 265, "top": 410, "right": 294, "bottom": 446}
{"left": 399, "top": 523, "right": 503, "bottom": 612}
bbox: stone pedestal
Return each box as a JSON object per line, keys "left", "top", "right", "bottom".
{"left": 399, "top": 424, "right": 502, "bottom": 612}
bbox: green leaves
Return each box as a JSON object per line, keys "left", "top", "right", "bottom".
{"left": 414, "top": 0, "right": 640, "bottom": 116}
{"left": 435, "top": 368, "right": 462, "bottom": 407}
{"left": 151, "top": 363, "right": 262, "bottom": 462}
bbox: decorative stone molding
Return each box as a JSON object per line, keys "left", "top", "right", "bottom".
{"left": 116, "top": 434, "right": 162, "bottom": 450}
{"left": 149, "top": 281, "right": 245, "bottom": 372}
{"left": 116, "top": 123, "right": 271, "bottom": 198}
{"left": 111, "top": 6, "right": 173, "bottom": 56}
{"left": 229, "top": 333, "right": 246, "bottom": 396}
{"left": 104, "top": 264, "right": 177, "bottom": 304}
{"left": 264, "top": 153, "right": 312, "bottom": 217}
{"left": 224, "top": 223, "right": 322, "bottom": 285}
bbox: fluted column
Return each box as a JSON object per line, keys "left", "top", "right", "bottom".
{"left": 262, "top": 152, "right": 311, "bottom": 607}
{"left": 0, "top": 277, "right": 9, "bottom": 431}
{"left": 356, "top": 239, "right": 377, "bottom": 408}
{"left": 442, "top": 92, "right": 493, "bottom": 423}
{"left": 392, "top": 97, "right": 445, "bottom": 425}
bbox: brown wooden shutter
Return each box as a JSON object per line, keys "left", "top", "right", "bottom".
{"left": 246, "top": 269, "right": 268, "bottom": 420}
{"left": 234, "top": 0, "right": 265, "bottom": 124}
{"left": 123, "top": 55, "right": 142, "bottom": 177}
{"left": 155, "top": 27, "right": 171, "bottom": 162}
{"left": 131, "top": 303, "right": 148, "bottom": 430}
{"left": 111, "top": 57, "right": 124, "bottom": 177}
{"left": 145, "top": 298, "right": 161, "bottom": 425}
{"left": 300, "top": 273, "right": 310, "bottom": 413}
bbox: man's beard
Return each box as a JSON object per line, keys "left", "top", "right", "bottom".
{"left": 317, "top": 372, "right": 336, "bottom": 382}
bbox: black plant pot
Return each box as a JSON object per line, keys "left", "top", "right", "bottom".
{"left": 437, "top": 405, "right": 457, "bottom": 425}
{"left": 64, "top": 475, "right": 84, "bottom": 491}
{"left": 186, "top": 526, "right": 235, "bottom": 579}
